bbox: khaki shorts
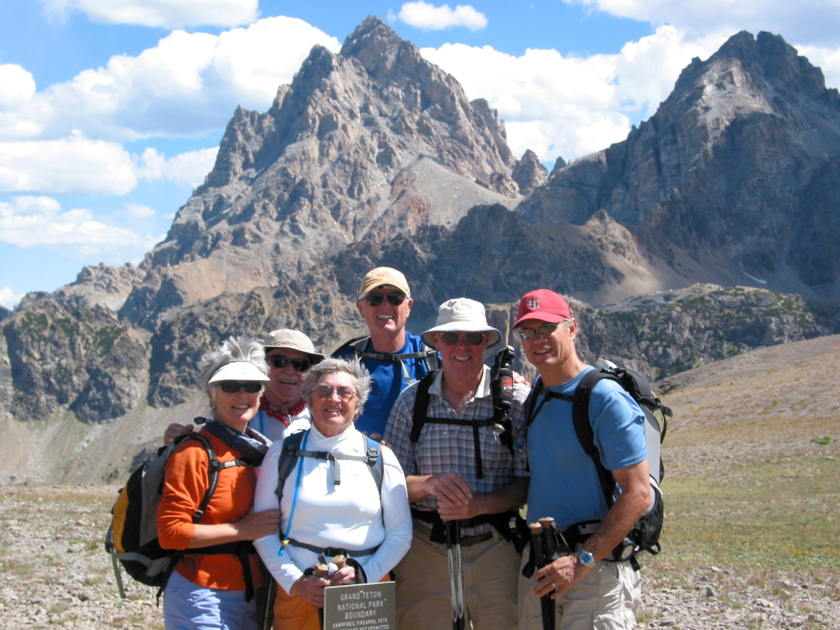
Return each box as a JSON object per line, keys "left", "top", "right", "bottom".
{"left": 518, "top": 547, "right": 641, "bottom": 630}
{"left": 395, "top": 524, "right": 520, "bottom": 630}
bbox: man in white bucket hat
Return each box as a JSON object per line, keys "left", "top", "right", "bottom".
{"left": 384, "top": 297, "right": 530, "bottom": 630}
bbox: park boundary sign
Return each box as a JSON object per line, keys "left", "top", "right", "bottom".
{"left": 323, "top": 581, "right": 396, "bottom": 630}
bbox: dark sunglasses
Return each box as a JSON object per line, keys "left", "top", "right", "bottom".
{"left": 267, "top": 354, "right": 311, "bottom": 372}
{"left": 216, "top": 381, "right": 263, "bottom": 394}
{"left": 439, "top": 331, "right": 486, "bottom": 346}
{"left": 518, "top": 322, "right": 559, "bottom": 340}
{"left": 365, "top": 292, "right": 406, "bottom": 307}
{"left": 313, "top": 385, "right": 357, "bottom": 401}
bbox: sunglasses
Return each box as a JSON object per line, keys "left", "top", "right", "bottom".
{"left": 364, "top": 292, "right": 406, "bottom": 307}
{"left": 216, "top": 381, "right": 263, "bottom": 394}
{"left": 518, "top": 322, "right": 559, "bottom": 340}
{"left": 439, "top": 331, "right": 486, "bottom": 346}
{"left": 313, "top": 385, "right": 357, "bottom": 401}
{"left": 267, "top": 354, "right": 311, "bottom": 372}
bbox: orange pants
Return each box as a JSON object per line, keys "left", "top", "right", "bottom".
{"left": 272, "top": 585, "right": 320, "bottom": 630}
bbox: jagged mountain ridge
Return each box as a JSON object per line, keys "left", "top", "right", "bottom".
{"left": 123, "top": 16, "right": 519, "bottom": 329}
{"left": 519, "top": 31, "right": 840, "bottom": 299}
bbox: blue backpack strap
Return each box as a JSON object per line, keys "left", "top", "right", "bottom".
{"left": 275, "top": 430, "right": 307, "bottom": 505}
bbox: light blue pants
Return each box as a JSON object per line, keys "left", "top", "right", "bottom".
{"left": 163, "top": 570, "right": 257, "bottom": 630}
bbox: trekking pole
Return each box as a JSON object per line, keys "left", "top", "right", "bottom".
{"left": 315, "top": 563, "right": 329, "bottom": 629}
{"left": 539, "top": 517, "right": 558, "bottom": 630}
{"left": 445, "top": 520, "right": 466, "bottom": 630}
{"left": 529, "top": 522, "right": 555, "bottom": 630}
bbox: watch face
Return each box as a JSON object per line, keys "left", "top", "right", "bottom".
{"left": 579, "top": 550, "right": 595, "bottom": 566}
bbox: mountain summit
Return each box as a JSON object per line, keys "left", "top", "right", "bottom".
{"left": 520, "top": 31, "right": 840, "bottom": 299}
{"left": 126, "top": 16, "right": 519, "bottom": 328}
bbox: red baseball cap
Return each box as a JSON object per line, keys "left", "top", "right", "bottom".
{"left": 512, "top": 289, "right": 572, "bottom": 329}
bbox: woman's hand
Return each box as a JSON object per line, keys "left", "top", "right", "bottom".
{"left": 290, "top": 574, "right": 331, "bottom": 607}
{"left": 330, "top": 565, "right": 357, "bottom": 586}
{"left": 234, "top": 508, "right": 281, "bottom": 541}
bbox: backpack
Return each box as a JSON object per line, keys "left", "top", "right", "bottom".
{"left": 525, "top": 359, "right": 672, "bottom": 568}
{"left": 332, "top": 335, "right": 439, "bottom": 387}
{"left": 409, "top": 346, "right": 517, "bottom": 479}
{"left": 104, "top": 420, "right": 266, "bottom": 600}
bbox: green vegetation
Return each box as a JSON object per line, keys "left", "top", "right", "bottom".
{"left": 812, "top": 436, "right": 833, "bottom": 445}
{"left": 94, "top": 325, "right": 124, "bottom": 354}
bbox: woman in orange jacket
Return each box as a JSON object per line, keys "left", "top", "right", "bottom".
{"left": 157, "top": 336, "right": 281, "bottom": 630}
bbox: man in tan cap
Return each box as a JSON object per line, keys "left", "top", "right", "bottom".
{"left": 332, "top": 267, "right": 438, "bottom": 439}
{"left": 164, "top": 329, "right": 325, "bottom": 444}
{"left": 384, "top": 297, "right": 530, "bottom": 630}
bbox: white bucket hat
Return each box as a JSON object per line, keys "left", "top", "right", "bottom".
{"left": 421, "top": 298, "right": 502, "bottom": 348}
{"left": 208, "top": 361, "right": 270, "bottom": 384}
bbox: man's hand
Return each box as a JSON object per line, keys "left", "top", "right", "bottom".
{"left": 533, "top": 554, "right": 590, "bottom": 599}
{"left": 164, "top": 422, "right": 194, "bottom": 446}
{"left": 436, "top": 493, "right": 483, "bottom": 521}
{"left": 424, "top": 472, "right": 473, "bottom": 507}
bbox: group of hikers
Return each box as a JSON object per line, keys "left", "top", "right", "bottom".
{"left": 154, "top": 266, "right": 653, "bottom": 630}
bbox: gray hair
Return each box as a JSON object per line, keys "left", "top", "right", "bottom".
{"left": 304, "top": 356, "right": 371, "bottom": 417}
{"left": 197, "top": 335, "right": 268, "bottom": 389}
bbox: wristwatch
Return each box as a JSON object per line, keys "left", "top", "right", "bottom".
{"left": 577, "top": 549, "right": 595, "bottom": 567}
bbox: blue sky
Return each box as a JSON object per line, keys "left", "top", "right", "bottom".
{"left": 1, "top": 0, "right": 839, "bottom": 308}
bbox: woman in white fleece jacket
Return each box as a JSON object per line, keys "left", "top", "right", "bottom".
{"left": 253, "top": 356, "right": 412, "bottom": 630}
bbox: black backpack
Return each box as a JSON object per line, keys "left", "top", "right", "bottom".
{"left": 105, "top": 420, "right": 267, "bottom": 601}
{"left": 525, "top": 360, "right": 671, "bottom": 567}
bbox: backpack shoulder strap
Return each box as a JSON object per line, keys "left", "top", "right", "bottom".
{"left": 410, "top": 371, "right": 438, "bottom": 443}
{"left": 275, "top": 430, "right": 308, "bottom": 505}
{"left": 173, "top": 433, "right": 220, "bottom": 524}
{"left": 420, "top": 345, "right": 439, "bottom": 372}
{"left": 572, "top": 368, "right": 622, "bottom": 508}
{"left": 362, "top": 434, "right": 384, "bottom": 493}
{"left": 331, "top": 335, "right": 371, "bottom": 358}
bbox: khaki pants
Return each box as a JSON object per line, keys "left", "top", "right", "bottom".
{"left": 518, "top": 548, "right": 640, "bottom": 630}
{"left": 394, "top": 525, "right": 520, "bottom": 630}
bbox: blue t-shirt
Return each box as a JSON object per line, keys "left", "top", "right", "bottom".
{"left": 526, "top": 367, "right": 647, "bottom": 530}
{"left": 334, "top": 332, "right": 436, "bottom": 437}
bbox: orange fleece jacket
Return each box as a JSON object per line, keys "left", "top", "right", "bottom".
{"left": 157, "top": 428, "right": 262, "bottom": 591}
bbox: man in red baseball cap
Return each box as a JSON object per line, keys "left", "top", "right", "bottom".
{"left": 514, "top": 289, "right": 651, "bottom": 630}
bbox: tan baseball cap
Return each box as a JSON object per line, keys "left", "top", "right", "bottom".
{"left": 263, "top": 329, "right": 326, "bottom": 364}
{"left": 357, "top": 267, "right": 411, "bottom": 300}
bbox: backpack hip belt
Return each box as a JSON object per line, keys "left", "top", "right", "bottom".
{"left": 410, "top": 507, "right": 525, "bottom": 548}
{"left": 283, "top": 538, "right": 380, "bottom": 557}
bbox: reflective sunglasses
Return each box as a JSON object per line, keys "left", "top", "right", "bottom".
{"left": 313, "top": 385, "right": 357, "bottom": 401}
{"left": 439, "top": 331, "right": 486, "bottom": 346}
{"left": 267, "top": 354, "right": 311, "bottom": 372}
{"left": 216, "top": 381, "right": 263, "bottom": 394}
{"left": 518, "top": 322, "right": 560, "bottom": 340}
{"left": 365, "top": 292, "right": 406, "bottom": 307}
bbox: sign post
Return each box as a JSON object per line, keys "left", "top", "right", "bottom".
{"left": 322, "top": 581, "right": 396, "bottom": 630}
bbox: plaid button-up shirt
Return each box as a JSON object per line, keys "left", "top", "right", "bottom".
{"left": 384, "top": 366, "right": 530, "bottom": 535}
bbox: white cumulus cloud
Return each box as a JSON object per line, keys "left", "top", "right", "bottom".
{"left": 0, "top": 16, "right": 340, "bottom": 143}
{"left": 40, "top": 0, "right": 259, "bottom": 29}
{"left": 421, "top": 26, "right": 725, "bottom": 162}
{"left": 0, "top": 286, "right": 24, "bottom": 309}
{"left": 135, "top": 146, "right": 219, "bottom": 187}
{"left": 565, "top": 0, "right": 840, "bottom": 47}
{"left": 397, "top": 2, "right": 488, "bottom": 31}
{"left": 0, "top": 196, "right": 157, "bottom": 254}
{"left": 0, "top": 135, "right": 137, "bottom": 195}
